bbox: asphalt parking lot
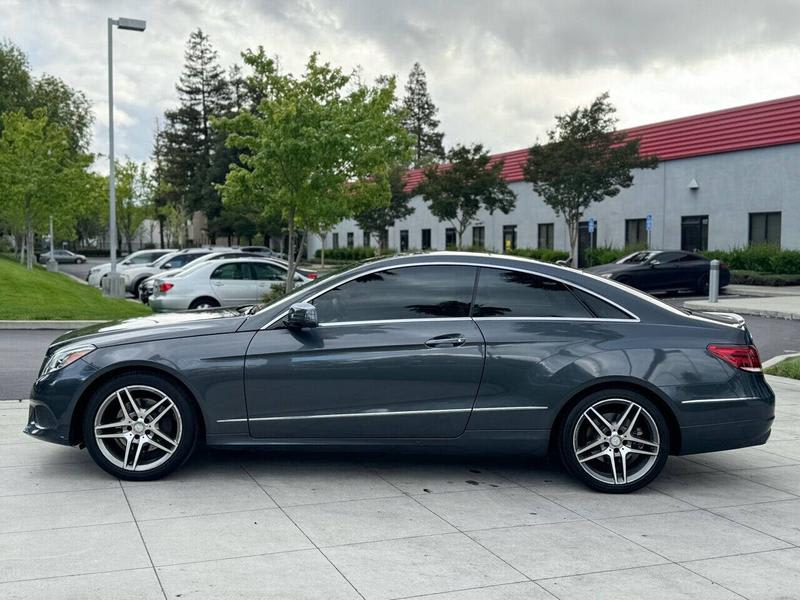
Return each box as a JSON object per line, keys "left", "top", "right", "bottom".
{"left": 1, "top": 376, "right": 799, "bottom": 599}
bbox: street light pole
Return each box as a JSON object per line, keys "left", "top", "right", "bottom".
{"left": 105, "top": 16, "right": 146, "bottom": 297}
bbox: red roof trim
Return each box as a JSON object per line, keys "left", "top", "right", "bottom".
{"left": 403, "top": 95, "right": 800, "bottom": 192}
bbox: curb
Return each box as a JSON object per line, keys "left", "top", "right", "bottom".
{"left": 0, "top": 320, "right": 104, "bottom": 330}
{"left": 684, "top": 301, "right": 800, "bottom": 321}
{"left": 763, "top": 353, "right": 800, "bottom": 370}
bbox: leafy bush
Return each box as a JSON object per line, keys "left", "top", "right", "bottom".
{"left": 704, "top": 245, "right": 800, "bottom": 275}
{"left": 729, "top": 270, "right": 800, "bottom": 286}
{"left": 507, "top": 248, "right": 570, "bottom": 263}
{"left": 314, "top": 246, "right": 376, "bottom": 261}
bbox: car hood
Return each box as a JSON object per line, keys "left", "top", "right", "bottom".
{"left": 49, "top": 308, "right": 249, "bottom": 350}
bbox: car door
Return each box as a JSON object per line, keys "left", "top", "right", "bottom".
{"left": 243, "top": 264, "right": 485, "bottom": 439}
{"left": 469, "top": 266, "right": 636, "bottom": 432}
{"left": 647, "top": 252, "right": 684, "bottom": 289}
{"left": 677, "top": 253, "right": 709, "bottom": 289}
{"left": 209, "top": 263, "right": 253, "bottom": 306}
{"left": 248, "top": 261, "right": 288, "bottom": 303}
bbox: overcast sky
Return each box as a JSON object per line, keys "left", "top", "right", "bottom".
{"left": 2, "top": 0, "right": 800, "bottom": 169}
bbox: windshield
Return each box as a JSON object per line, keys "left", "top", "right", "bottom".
{"left": 617, "top": 251, "right": 658, "bottom": 264}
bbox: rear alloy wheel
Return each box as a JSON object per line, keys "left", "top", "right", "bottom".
{"left": 83, "top": 374, "right": 197, "bottom": 480}
{"left": 559, "top": 390, "right": 669, "bottom": 493}
{"left": 695, "top": 274, "right": 709, "bottom": 294}
{"left": 189, "top": 297, "right": 219, "bottom": 310}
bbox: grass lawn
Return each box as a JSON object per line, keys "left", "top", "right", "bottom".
{"left": 765, "top": 356, "right": 800, "bottom": 380}
{"left": 0, "top": 255, "right": 152, "bottom": 320}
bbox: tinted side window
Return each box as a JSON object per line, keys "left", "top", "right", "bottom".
{"left": 473, "top": 268, "right": 592, "bottom": 318}
{"left": 655, "top": 252, "right": 683, "bottom": 263}
{"left": 571, "top": 288, "right": 631, "bottom": 319}
{"left": 313, "top": 265, "right": 477, "bottom": 323}
{"left": 211, "top": 263, "right": 244, "bottom": 280}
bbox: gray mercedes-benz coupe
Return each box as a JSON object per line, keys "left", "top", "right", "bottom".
{"left": 24, "top": 252, "right": 774, "bottom": 493}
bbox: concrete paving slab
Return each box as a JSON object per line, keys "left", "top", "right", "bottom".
{"left": 735, "top": 464, "right": 800, "bottom": 495}
{"left": 712, "top": 498, "right": 800, "bottom": 545}
{"left": 539, "top": 563, "right": 741, "bottom": 600}
{"left": 685, "top": 296, "right": 800, "bottom": 320}
{"left": 370, "top": 462, "right": 515, "bottom": 495}
{"left": 323, "top": 532, "right": 526, "bottom": 600}
{"left": 539, "top": 487, "right": 696, "bottom": 520}
{"left": 246, "top": 461, "right": 402, "bottom": 507}
{"left": 138, "top": 507, "right": 312, "bottom": 566}
{"left": 682, "top": 548, "right": 800, "bottom": 600}
{"left": 650, "top": 470, "right": 796, "bottom": 508}
{"left": 0, "top": 440, "right": 91, "bottom": 468}
{"left": 684, "top": 447, "right": 799, "bottom": 471}
{"left": 157, "top": 549, "right": 361, "bottom": 600}
{"left": 285, "top": 495, "right": 456, "bottom": 547}
{"left": 0, "top": 461, "right": 119, "bottom": 497}
{"left": 0, "top": 568, "right": 164, "bottom": 600}
{"left": 0, "top": 488, "right": 133, "bottom": 534}
{"left": 123, "top": 477, "right": 276, "bottom": 521}
{"left": 470, "top": 520, "right": 667, "bottom": 580}
{"left": 410, "top": 582, "right": 554, "bottom": 599}
{"left": 412, "top": 487, "right": 579, "bottom": 530}
{"left": 0, "top": 521, "right": 151, "bottom": 583}
{"left": 600, "top": 509, "right": 790, "bottom": 562}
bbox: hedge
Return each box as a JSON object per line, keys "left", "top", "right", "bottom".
{"left": 507, "top": 248, "right": 571, "bottom": 262}
{"left": 703, "top": 245, "right": 800, "bottom": 275}
{"left": 314, "top": 246, "right": 376, "bottom": 261}
{"left": 729, "top": 270, "right": 800, "bottom": 286}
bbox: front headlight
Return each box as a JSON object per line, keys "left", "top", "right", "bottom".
{"left": 600, "top": 273, "right": 615, "bottom": 279}
{"left": 39, "top": 344, "right": 96, "bottom": 379}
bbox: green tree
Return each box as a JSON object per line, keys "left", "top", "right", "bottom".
{"left": 74, "top": 173, "right": 108, "bottom": 247}
{"left": 0, "top": 110, "right": 91, "bottom": 269}
{"left": 0, "top": 41, "right": 32, "bottom": 126}
{"left": 29, "top": 75, "right": 93, "bottom": 153}
{"left": 524, "top": 93, "right": 658, "bottom": 266}
{"left": 161, "top": 29, "right": 231, "bottom": 231}
{"left": 418, "top": 144, "right": 515, "bottom": 250}
{"left": 354, "top": 164, "right": 414, "bottom": 253}
{"left": 402, "top": 62, "right": 445, "bottom": 166}
{"left": 219, "top": 50, "right": 412, "bottom": 291}
{"left": 114, "top": 160, "right": 150, "bottom": 254}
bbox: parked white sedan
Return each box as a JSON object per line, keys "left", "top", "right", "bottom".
{"left": 149, "top": 257, "right": 313, "bottom": 311}
{"left": 87, "top": 249, "right": 175, "bottom": 287}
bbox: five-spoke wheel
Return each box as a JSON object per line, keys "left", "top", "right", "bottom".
{"left": 83, "top": 373, "right": 197, "bottom": 480}
{"left": 560, "top": 390, "right": 669, "bottom": 493}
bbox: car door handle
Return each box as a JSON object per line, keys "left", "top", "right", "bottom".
{"left": 212, "top": 281, "right": 224, "bottom": 286}
{"left": 425, "top": 334, "right": 466, "bottom": 348}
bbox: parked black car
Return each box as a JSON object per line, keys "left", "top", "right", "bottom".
{"left": 585, "top": 250, "right": 730, "bottom": 293}
{"left": 25, "top": 252, "right": 771, "bottom": 493}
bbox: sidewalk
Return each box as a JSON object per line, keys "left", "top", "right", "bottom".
{"left": 726, "top": 284, "right": 800, "bottom": 297}
{"left": 685, "top": 295, "right": 800, "bottom": 320}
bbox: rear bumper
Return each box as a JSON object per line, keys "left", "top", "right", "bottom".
{"left": 679, "top": 416, "right": 772, "bottom": 455}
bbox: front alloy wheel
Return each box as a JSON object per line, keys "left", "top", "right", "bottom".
{"left": 83, "top": 373, "right": 197, "bottom": 480}
{"left": 560, "top": 391, "right": 669, "bottom": 493}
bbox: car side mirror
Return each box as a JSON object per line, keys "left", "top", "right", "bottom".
{"left": 284, "top": 302, "right": 318, "bottom": 330}
{"left": 649, "top": 260, "right": 660, "bottom": 267}
{"left": 161, "top": 263, "right": 173, "bottom": 269}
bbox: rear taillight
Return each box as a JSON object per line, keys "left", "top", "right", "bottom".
{"left": 307, "top": 272, "right": 318, "bottom": 279}
{"left": 707, "top": 344, "right": 762, "bottom": 372}
{"left": 159, "top": 282, "right": 174, "bottom": 293}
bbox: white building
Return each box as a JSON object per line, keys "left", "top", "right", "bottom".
{"left": 310, "top": 95, "right": 800, "bottom": 263}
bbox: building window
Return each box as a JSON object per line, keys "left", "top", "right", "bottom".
{"left": 537, "top": 223, "right": 554, "bottom": 249}
{"left": 625, "top": 219, "right": 647, "bottom": 247}
{"left": 749, "top": 212, "right": 781, "bottom": 246}
{"left": 681, "top": 215, "right": 708, "bottom": 252}
{"left": 421, "top": 228, "right": 432, "bottom": 250}
{"left": 332, "top": 233, "right": 339, "bottom": 249}
{"left": 399, "top": 230, "right": 409, "bottom": 252}
{"left": 363, "top": 231, "right": 370, "bottom": 247}
{"left": 445, "top": 228, "right": 457, "bottom": 249}
{"left": 472, "top": 226, "right": 485, "bottom": 248}
{"left": 502, "top": 225, "right": 517, "bottom": 253}
{"left": 347, "top": 232, "right": 354, "bottom": 248}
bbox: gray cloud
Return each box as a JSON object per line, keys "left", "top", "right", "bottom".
{"left": 2, "top": 0, "right": 799, "bottom": 167}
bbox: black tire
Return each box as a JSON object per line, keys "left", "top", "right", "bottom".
{"left": 189, "top": 297, "right": 220, "bottom": 310}
{"left": 76, "top": 258, "right": 84, "bottom": 264}
{"left": 695, "top": 274, "right": 709, "bottom": 294}
{"left": 130, "top": 278, "right": 146, "bottom": 300}
{"left": 558, "top": 389, "right": 670, "bottom": 493}
{"left": 82, "top": 372, "right": 199, "bottom": 481}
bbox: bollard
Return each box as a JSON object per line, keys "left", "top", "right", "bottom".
{"left": 708, "top": 259, "right": 720, "bottom": 303}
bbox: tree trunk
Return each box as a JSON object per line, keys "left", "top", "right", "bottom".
{"left": 319, "top": 233, "right": 326, "bottom": 268}
{"left": 285, "top": 210, "right": 296, "bottom": 293}
{"left": 568, "top": 215, "right": 580, "bottom": 268}
{"left": 26, "top": 221, "right": 34, "bottom": 271}
{"left": 457, "top": 228, "right": 464, "bottom": 251}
